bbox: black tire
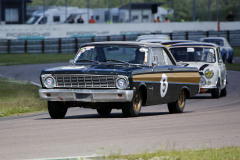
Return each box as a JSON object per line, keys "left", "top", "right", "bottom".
{"left": 221, "top": 87, "right": 227, "bottom": 97}
{"left": 97, "top": 108, "right": 112, "bottom": 117}
{"left": 168, "top": 89, "right": 186, "bottom": 114}
{"left": 122, "top": 91, "right": 142, "bottom": 117}
{"left": 211, "top": 80, "right": 221, "bottom": 98}
{"left": 48, "top": 101, "right": 68, "bottom": 119}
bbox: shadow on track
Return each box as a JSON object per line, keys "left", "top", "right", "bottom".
{"left": 35, "top": 111, "right": 194, "bottom": 120}
{"left": 189, "top": 95, "right": 213, "bottom": 99}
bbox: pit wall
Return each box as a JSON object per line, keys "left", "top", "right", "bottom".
{"left": 0, "top": 21, "right": 239, "bottom": 39}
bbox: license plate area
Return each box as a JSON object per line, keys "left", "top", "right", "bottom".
{"left": 75, "top": 93, "right": 91, "bottom": 100}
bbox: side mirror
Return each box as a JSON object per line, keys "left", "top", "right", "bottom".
{"left": 69, "top": 59, "right": 74, "bottom": 65}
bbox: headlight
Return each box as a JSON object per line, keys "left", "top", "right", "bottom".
{"left": 204, "top": 69, "right": 214, "bottom": 79}
{"left": 43, "top": 76, "right": 55, "bottom": 88}
{"left": 116, "top": 77, "right": 128, "bottom": 89}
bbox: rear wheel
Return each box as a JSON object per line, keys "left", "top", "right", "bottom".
{"left": 48, "top": 101, "right": 68, "bottom": 119}
{"left": 97, "top": 108, "right": 112, "bottom": 117}
{"left": 122, "top": 91, "right": 142, "bottom": 117}
{"left": 168, "top": 89, "right": 186, "bottom": 113}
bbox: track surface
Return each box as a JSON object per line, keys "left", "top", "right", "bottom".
{"left": 0, "top": 64, "right": 240, "bottom": 160}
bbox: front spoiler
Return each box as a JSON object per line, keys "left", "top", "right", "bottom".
{"left": 39, "top": 89, "right": 134, "bottom": 102}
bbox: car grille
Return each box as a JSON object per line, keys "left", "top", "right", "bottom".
{"left": 53, "top": 74, "right": 117, "bottom": 88}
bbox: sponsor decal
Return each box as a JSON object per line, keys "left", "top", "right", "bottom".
{"left": 6, "top": 32, "right": 50, "bottom": 38}
{"left": 209, "top": 49, "right": 214, "bottom": 53}
{"left": 67, "top": 31, "right": 109, "bottom": 36}
{"left": 139, "top": 47, "right": 148, "bottom": 52}
{"left": 187, "top": 48, "right": 195, "bottom": 52}
{"left": 160, "top": 74, "right": 168, "bottom": 97}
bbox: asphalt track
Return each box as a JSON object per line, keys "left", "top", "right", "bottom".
{"left": 0, "top": 63, "right": 240, "bottom": 160}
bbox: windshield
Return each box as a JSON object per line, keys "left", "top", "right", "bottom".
{"left": 74, "top": 45, "right": 149, "bottom": 65}
{"left": 202, "top": 39, "right": 224, "bottom": 46}
{"left": 170, "top": 47, "right": 216, "bottom": 63}
{"left": 26, "top": 16, "right": 40, "bottom": 24}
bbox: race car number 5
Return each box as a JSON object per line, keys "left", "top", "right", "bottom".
{"left": 160, "top": 74, "right": 168, "bottom": 97}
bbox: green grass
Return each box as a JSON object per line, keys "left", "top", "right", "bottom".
{"left": 233, "top": 46, "right": 240, "bottom": 57}
{"left": 0, "top": 53, "right": 75, "bottom": 66}
{"left": 226, "top": 63, "right": 240, "bottom": 71}
{"left": 107, "top": 147, "right": 240, "bottom": 160}
{"left": 0, "top": 77, "right": 46, "bottom": 117}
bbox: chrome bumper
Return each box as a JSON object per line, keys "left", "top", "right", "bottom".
{"left": 39, "top": 89, "right": 134, "bottom": 102}
{"left": 200, "top": 85, "right": 217, "bottom": 89}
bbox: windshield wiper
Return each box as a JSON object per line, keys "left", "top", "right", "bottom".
{"left": 76, "top": 60, "right": 100, "bottom": 64}
{"left": 105, "top": 59, "right": 130, "bottom": 65}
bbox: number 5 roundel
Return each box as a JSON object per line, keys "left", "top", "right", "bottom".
{"left": 160, "top": 74, "right": 168, "bottom": 97}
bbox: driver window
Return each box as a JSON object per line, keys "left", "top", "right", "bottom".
{"left": 152, "top": 48, "right": 165, "bottom": 66}
{"left": 151, "top": 48, "right": 173, "bottom": 66}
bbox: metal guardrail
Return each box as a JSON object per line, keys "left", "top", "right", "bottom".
{"left": 0, "top": 30, "right": 240, "bottom": 54}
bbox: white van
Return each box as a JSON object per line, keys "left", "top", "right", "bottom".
{"left": 26, "top": 7, "right": 92, "bottom": 24}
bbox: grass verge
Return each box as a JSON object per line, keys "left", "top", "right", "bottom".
{"left": 226, "top": 63, "right": 240, "bottom": 71}
{"left": 233, "top": 46, "right": 240, "bottom": 57}
{"left": 0, "top": 77, "right": 46, "bottom": 117}
{"left": 107, "top": 147, "right": 240, "bottom": 160}
{"left": 0, "top": 53, "right": 75, "bottom": 66}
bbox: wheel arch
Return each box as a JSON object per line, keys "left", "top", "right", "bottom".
{"left": 138, "top": 83, "right": 147, "bottom": 106}
{"left": 181, "top": 86, "right": 191, "bottom": 98}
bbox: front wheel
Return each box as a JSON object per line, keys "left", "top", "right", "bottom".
{"left": 168, "top": 89, "right": 186, "bottom": 113}
{"left": 221, "top": 87, "right": 227, "bottom": 97}
{"left": 48, "top": 101, "right": 68, "bottom": 119}
{"left": 211, "top": 80, "right": 221, "bottom": 98}
{"left": 122, "top": 91, "right": 142, "bottom": 117}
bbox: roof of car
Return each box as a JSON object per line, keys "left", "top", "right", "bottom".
{"left": 137, "top": 39, "right": 166, "bottom": 43}
{"left": 136, "top": 34, "right": 170, "bottom": 41}
{"left": 161, "top": 40, "right": 196, "bottom": 44}
{"left": 169, "top": 42, "right": 219, "bottom": 48}
{"left": 200, "top": 37, "right": 227, "bottom": 40}
{"left": 82, "top": 41, "right": 166, "bottom": 47}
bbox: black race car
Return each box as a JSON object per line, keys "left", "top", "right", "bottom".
{"left": 39, "top": 41, "right": 200, "bottom": 118}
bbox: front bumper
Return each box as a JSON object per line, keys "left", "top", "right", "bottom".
{"left": 39, "top": 89, "right": 134, "bottom": 102}
{"left": 200, "top": 85, "right": 217, "bottom": 93}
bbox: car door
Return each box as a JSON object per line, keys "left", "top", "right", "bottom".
{"left": 150, "top": 47, "right": 177, "bottom": 105}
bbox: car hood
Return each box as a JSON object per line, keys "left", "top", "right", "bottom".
{"left": 41, "top": 64, "right": 148, "bottom": 76}
{"left": 179, "top": 62, "right": 215, "bottom": 71}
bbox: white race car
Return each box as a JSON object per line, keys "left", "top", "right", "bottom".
{"left": 169, "top": 42, "right": 227, "bottom": 98}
